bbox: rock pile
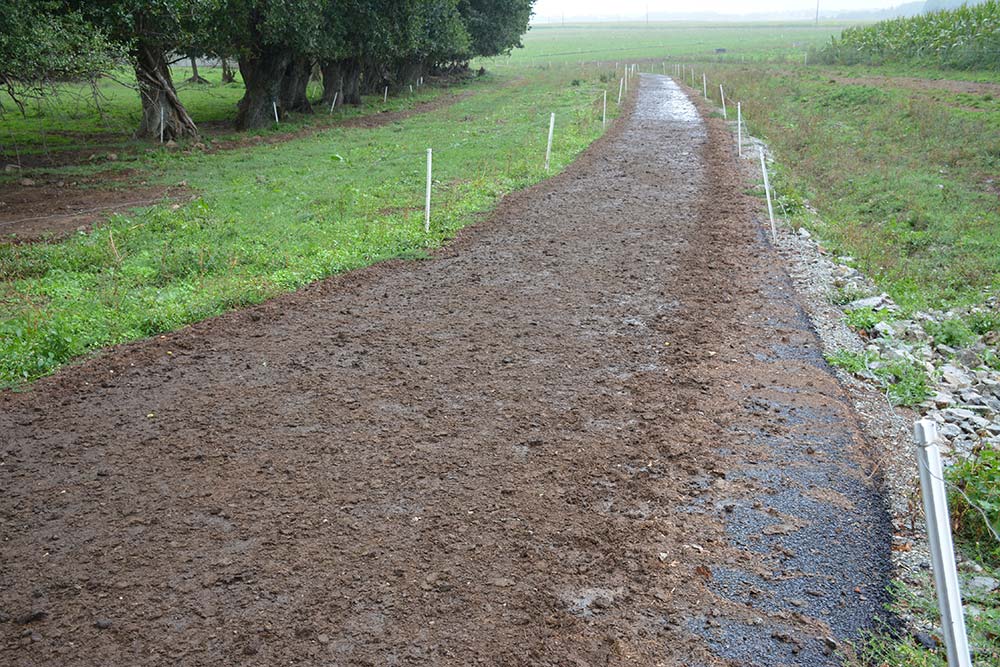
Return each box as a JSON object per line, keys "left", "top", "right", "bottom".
{"left": 833, "top": 261, "right": 1000, "bottom": 460}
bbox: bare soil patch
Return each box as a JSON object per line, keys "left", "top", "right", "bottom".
{"left": 0, "top": 177, "right": 182, "bottom": 243}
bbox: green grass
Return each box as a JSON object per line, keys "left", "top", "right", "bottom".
{"left": 0, "top": 67, "right": 616, "bottom": 384}
{"left": 826, "top": 348, "right": 931, "bottom": 406}
{"left": 0, "top": 65, "right": 449, "bottom": 160}
{"left": 854, "top": 580, "right": 1000, "bottom": 666}
{"left": 696, "top": 61, "right": 1000, "bottom": 312}
{"left": 951, "top": 446, "right": 1000, "bottom": 569}
{"left": 496, "top": 21, "right": 845, "bottom": 66}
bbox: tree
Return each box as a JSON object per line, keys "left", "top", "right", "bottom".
{"left": 0, "top": 0, "right": 120, "bottom": 114}
{"left": 210, "top": 0, "right": 325, "bottom": 129}
{"left": 457, "top": 0, "right": 534, "bottom": 58}
{"left": 66, "top": 0, "right": 206, "bottom": 140}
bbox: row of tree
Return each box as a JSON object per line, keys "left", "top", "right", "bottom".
{"left": 0, "top": 1, "right": 534, "bottom": 137}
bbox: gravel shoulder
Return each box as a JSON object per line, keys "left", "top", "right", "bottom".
{"left": 0, "top": 75, "right": 892, "bottom": 666}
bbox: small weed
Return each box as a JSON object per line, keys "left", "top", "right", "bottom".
{"left": 832, "top": 285, "right": 872, "bottom": 306}
{"left": 923, "top": 318, "right": 977, "bottom": 348}
{"left": 826, "top": 348, "right": 929, "bottom": 406}
{"left": 969, "top": 310, "right": 1000, "bottom": 336}
{"left": 883, "top": 359, "right": 931, "bottom": 406}
{"left": 950, "top": 446, "right": 1000, "bottom": 569}
{"left": 826, "top": 349, "right": 878, "bottom": 376}
{"left": 846, "top": 306, "right": 890, "bottom": 333}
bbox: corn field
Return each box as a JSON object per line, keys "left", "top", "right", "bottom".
{"left": 818, "top": 0, "right": 1000, "bottom": 69}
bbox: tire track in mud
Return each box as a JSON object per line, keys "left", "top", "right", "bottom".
{"left": 0, "top": 75, "right": 891, "bottom": 666}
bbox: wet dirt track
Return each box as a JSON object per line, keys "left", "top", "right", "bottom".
{"left": 0, "top": 75, "right": 892, "bottom": 666}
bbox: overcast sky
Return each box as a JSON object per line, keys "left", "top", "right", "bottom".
{"left": 532, "top": 0, "right": 904, "bottom": 18}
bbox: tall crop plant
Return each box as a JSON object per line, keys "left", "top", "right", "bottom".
{"left": 818, "top": 0, "right": 1000, "bottom": 69}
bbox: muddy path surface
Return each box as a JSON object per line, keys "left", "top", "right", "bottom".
{"left": 0, "top": 75, "right": 892, "bottom": 666}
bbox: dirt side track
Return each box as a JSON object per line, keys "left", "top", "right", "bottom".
{"left": 0, "top": 76, "right": 892, "bottom": 666}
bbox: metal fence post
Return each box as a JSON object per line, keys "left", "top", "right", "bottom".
{"left": 914, "top": 419, "right": 973, "bottom": 667}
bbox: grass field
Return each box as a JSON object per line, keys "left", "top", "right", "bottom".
{"left": 697, "top": 61, "right": 1000, "bottom": 311}
{"left": 0, "top": 66, "right": 447, "bottom": 160}
{"left": 500, "top": 21, "right": 844, "bottom": 65}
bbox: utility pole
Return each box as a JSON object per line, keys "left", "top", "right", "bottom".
{"left": 815, "top": 0, "right": 820, "bottom": 25}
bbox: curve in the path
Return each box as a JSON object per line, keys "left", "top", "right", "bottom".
{"left": 0, "top": 74, "right": 891, "bottom": 666}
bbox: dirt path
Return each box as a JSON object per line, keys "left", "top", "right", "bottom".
{"left": 0, "top": 75, "right": 892, "bottom": 666}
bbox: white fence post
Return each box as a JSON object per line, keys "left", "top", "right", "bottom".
{"left": 602, "top": 90, "right": 607, "bottom": 129}
{"left": 914, "top": 420, "right": 973, "bottom": 667}
{"left": 720, "top": 85, "right": 727, "bottom": 120}
{"left": 425, "top": 148, "right": 432, "bottom": 233}
{"left": 544, "top": 112, "right": 555, "bottom": 171}
{"left": 702, "top": 72, "right": 707, "bottom": 98}
{"left": 758, "top": 146, "right": 777, "bottom": 244}
{"left": 159, "top": 107, "right": 165, "bottom": 143}
{"left": 737, "top": 102, "right": 743, "bottom": 157}
{"left": 329, "top": 91, "right": 338, "bottom": 114}
{"left": 384, "top": 86, "right": 388, "bottom": 103}
{"left": 617, "top": 78, "right": 624, "bottom": 105}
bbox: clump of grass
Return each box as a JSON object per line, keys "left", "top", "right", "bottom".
{"left": 831, "top": 285, "right": 873, "bottom": 306}
{"left": 826, "top": 349, "right": 930, "bottom": 406}
{"left": 827, "top": 348, "right": 878, "bottom": 375}
{"left": 924, "top": 318, "right": 977, "bottom": 348}
{"left": 969, "top": 311, "right": 1000, "bottom": 336}
{"left": 950, "top": 446, "right": 1000, "bottom": 569}
{"left": 846, "top": 306, "right": 891, "bottom": 334}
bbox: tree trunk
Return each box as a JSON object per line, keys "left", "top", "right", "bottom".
{"left": 320, "top": 60, "right": 343, "bottom": 108}
{"left": 221, "top": 57, "right": 235, "bottom": 84}
{"left": 235, "top": 49, "right": 290, "bottom": 130}
{"left": 134, "top": 42, "right": 198, "bottom": 141}
{"left": 342, "top": 58, "right": 362, "bottom": 106}
{"left": 279, "top": 57, "right": 313, "bottom": 114}
{"left": 361, "top": 58, "right": 387, "bottom": 94}
{"left": 394, "top": 59, "right": 423, "bottom": 87}
{"left": 187, "top": 55, "right": 209, "bottom": 84}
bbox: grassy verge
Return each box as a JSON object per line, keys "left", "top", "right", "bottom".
{"left": 0, "top": 67, "right": 618, "bottom": 385}
{"left": 699, "top": 62, "right": 1000, "bottom": 312}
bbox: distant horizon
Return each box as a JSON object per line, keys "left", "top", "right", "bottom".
{"left": 530, "top": 0, "right": 918, "bottom": 23}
